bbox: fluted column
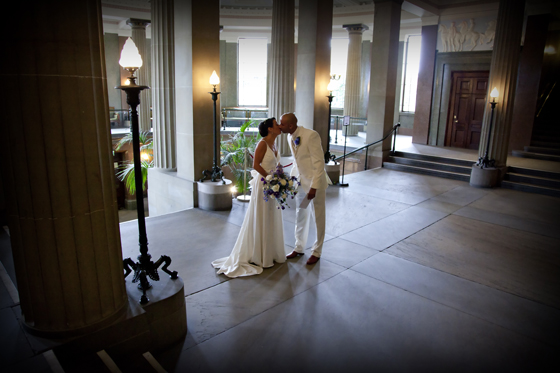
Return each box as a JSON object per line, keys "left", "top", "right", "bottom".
{"left": 343, "top": 24, "right": 368, "bottom": 136}
{"left": 366, "top": 0, "right": 403, "bottom": 168}
{"left": 129, "top": 19, "right": 152, "bottom": 132}
{"left": 151, "top": 0, "right": 176, "bottom": 169}
{"left": 295, "top": 0, "right": 333, "bottom": 149}
{"left": 478, "top": 0, "right": 525, "bottom": 167}
{"left": 0, "top": 0, "right": 127, "bottom": 336}
{"left": 268, "top": 0, "right": 295, "bottom": 156}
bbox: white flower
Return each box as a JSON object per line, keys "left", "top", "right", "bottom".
{"left": 280, "top": 179, "right": 287, "bottom": 186}
{"left": 288, "top": 180, "right": 293, "bottom": 187}
{"left": 272, "top": 185, "right": 280, "bottom": 192}
{"left": 282, "top": 193, "right": 287, "bottom": 199}
{"left": 266, "top": 175, "right": 273, "bottom": 181}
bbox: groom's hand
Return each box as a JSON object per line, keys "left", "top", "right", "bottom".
{"left": 307, "top": 188, "right": 316, "bottom": 200}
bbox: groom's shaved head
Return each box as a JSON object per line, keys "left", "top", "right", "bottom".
{"left": 281, "top": 113, "right": 297, "bottom": 125}
{"left": 279, "top": 113, "right": 298, "bottom": 134}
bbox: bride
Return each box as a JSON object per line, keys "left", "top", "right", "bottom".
{"left": 212, "top": 118, "right": 286, "bottom": 278}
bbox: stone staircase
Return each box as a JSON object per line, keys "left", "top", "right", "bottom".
{"left": 384, "top": 151, "right": 560, "bottom": 198}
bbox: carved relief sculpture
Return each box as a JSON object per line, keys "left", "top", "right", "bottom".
{"left": 464, "top": 19, "right": 482, "bottom": 51}
{"left": 482, "top": 20, "right": 497, "bottom": 48}
{"left": 439, "top": 24, "right": 450, "bottom": 52}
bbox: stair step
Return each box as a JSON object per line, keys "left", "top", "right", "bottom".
{"left": 511, "top": 150, "right": 560, "bottom": 162}
{"left": 504, "top": 173, "right": 560, "bottom": 189}
{"left": 392, "top": 151, "right": 474, "bottom": 167}
{"left": 501, "top": 181, "right": 560, "bottom": 198}
{"left": 523, "top": 146, "right": 560, "bottom": 156}
{"left": 531, "top": 141, "right": 560, "bottom": 149}
{"left": 382, "top": 162, "right": 470, "bottom": 182}
{"left": 387, "top": 156, "right": 472, "bottom": 175}
{"left": 531, "top": 135, "right": 560, "bottom": 142}
{"left": 508, "top": 166, "right": 560, "bottom": 180}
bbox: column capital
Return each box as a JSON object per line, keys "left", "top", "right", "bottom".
{"left": 343, "top": 24, "right": 369, "bottom": 34}
{"left": 127, "top": 18, "right": 151, "bottom": 28}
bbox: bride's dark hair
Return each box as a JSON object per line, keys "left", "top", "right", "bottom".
{"left": 258, "top": 117, "right": 276, "bottom": 137}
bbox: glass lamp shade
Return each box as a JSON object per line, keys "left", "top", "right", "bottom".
{"left": 490, "top": 87, "right": 499, "bottom": 99}
{"left": 210, "top": 70, "right": 220, "bottom": 85}
{"left": 119, "top": 38, "right": 143, "bottom": 68}
{"left": 327, "top": 81, "right": 336, "bottom": 93}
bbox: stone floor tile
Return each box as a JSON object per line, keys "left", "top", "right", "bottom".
{"left": 430, "top": 185, "right": 488, "bottom": 206}
{"left": 454, "top": 205, "right": 560, "bottom": 239}
{"left": 163, "top": 270, "right": 555, "bottom": 373}
{"left": 319, "top": 238, "right": 380, "bottom": 268}
{"left": 0, "top": 307, "right": 34, "bottom": 368}
{"left": 415, "top": 199, "right": 462, "bottom": 214}
{"left": 352, "top": 252, "right": 560, "bottom": 347}
{"left": 340, "top": 206, "right": 448, "bottom": 250}
{"left": 386, "top": 214, "right": 560, "bottom": 309}
{"left": 185, "top": 258, "right": 346, "bottom": 345}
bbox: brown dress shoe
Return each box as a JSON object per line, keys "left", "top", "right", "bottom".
{"left": 306, "top": 255, "right": 320, "bottom": 265}
{"left": 286, "top": 250, "right": 304, "bottom": 259}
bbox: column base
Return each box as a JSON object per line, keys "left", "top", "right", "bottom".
{"left": 197, "top": 179, "right": 233, "bottom": 211}
{"left": 326, "top": 162, "right": 340, "bottom": 185}
{"left": 470, "top": 165, "right": 501, "bottom": 188}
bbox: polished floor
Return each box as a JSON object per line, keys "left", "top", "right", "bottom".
{"left": 2, "top": 149, "right": 560, "bottom": 372}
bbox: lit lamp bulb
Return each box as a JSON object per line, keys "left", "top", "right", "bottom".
{"left": 210, "top": 70, "right": 220, "bottom": 92}
{"left": 490, "top": 87, "right": 499, "bottom": 103}
{"left": 141, "top": 152, "right": 150, "bottom": 161}
{"left": 327, "top": 81, "right": 336, "bottom": 96}
{"left": 119, "top": 37, "right": 143, "bottom": 84}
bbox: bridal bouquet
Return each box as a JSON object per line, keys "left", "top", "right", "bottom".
{"left": 261, "top": 166, "right": 300, "bottom": 210}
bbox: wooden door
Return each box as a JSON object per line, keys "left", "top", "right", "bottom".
{"left": 445, "top": 71, "right": 489, "bottom": 149}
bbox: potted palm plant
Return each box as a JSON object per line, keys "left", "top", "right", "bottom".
{"left": 221, "top": 120, "right": 261, "bottom": 197}
{"left": 114, "top": 131, "right": 153, "bottom": 195}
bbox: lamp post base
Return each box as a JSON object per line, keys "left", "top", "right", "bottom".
{"left": 237, "top": 194, "right": 251, "bottom": 202}
{"left": 470, "top": 164, "right": 501, "bottom": 188}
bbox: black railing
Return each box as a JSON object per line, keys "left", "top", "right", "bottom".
{"left": 333, "top": 123, "right": 400, "bottom": 170}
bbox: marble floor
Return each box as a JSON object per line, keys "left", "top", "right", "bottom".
{"left": 2, "top": 166, "right": 560, "bottom": 372}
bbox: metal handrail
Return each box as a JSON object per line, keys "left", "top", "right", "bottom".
{"left": 333, "top": 123, "right": 401, "bottom": 170}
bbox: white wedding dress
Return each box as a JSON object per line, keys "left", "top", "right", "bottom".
{"left": 212, "top": 143, "right": 286, "bottom": 278}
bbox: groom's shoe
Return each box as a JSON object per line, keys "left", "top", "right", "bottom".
{"left": 306, "top": 255, "right": 320, "bottom": 265}
{"left": 286, "top": 250, "right": 304, "bottom": 259}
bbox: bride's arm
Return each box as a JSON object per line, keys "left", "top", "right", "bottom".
{"left": 253, "top": 141, "right": 269, "bottom": 178}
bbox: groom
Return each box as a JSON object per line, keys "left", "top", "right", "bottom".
{"left": 279, "top": 113, "right": 328, "bottom": 265}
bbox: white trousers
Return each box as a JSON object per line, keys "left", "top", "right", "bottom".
{"left": 294, "top": 187, "right": 326, "bottom": 257}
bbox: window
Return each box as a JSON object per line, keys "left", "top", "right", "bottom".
{"left": 400, "top": 35, "right": 422, "bottom": 112}
{"left": 238, "top": 38, "right": 268, "bottom": 106}
{"left": 330, "top": 38, "right": 349, "bottom": 108}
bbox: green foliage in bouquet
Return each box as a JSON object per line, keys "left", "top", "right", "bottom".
{"left": 221, "top": 120, "right": 261, "bottom": 194}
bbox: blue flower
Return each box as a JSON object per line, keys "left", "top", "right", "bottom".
{"left": 294, "top": 136, "right": 301, "bottom": 146}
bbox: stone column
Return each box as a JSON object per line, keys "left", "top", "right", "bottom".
{"left": 128, "top": 19, "right": 152, "bottom": 132}
{"left": 360, "top": 40, "right": 372, "bottom": 119}
{"left": 151, "top": 0, "right": 176, "bottom": 170}
{"left": 343, "top": 24, "right": 369, "bottom": 136}
{"left": 474, "top": 0, "right": 525, "bottom": 173}
{"left": 412, "top": 22, "right": 438, "bottom": 144}
{"left": 509, "top": 14, "right": 549, "bottom": 153}
{"left": 268, "top": 0, "right": 295, "bottom": 156}
{"left": 471, "top": 0, "right": 525, "bottom": 187}
{"left": 295, "top": 0, "right": 334, "bottom": 149}
{"left": 366, "top": 0, "right": 403, "bottom": 168}
{"left": 0, "top": 0, "right": 127, "bottom": 336}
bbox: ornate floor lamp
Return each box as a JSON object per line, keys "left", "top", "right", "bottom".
{"left": 324, "top": 80, "right": 337, "bottom": 164}
{"left": 117, "top": 38, "right": 177, "bottom": 304}
{"left": 477, "top": 87, "right": 499, "bottom": 169}
{"left": 200, "top": 70, "right": 225, "bottom": 183}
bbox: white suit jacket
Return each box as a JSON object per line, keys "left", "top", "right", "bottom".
{"left": 288, "top": 127, "right": 328, "bottom": 191}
